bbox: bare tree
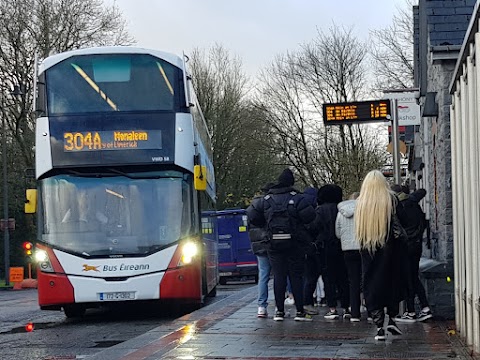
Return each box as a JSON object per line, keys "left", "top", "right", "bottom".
{"left": 190, "top": 45, "right": 277, "bottom": 208}
{"left": 301, "top": 24, "right": 370, "bottom": 106}
{"left": 255, "top": 51, "right": 321, "bottom": 188}
{"left": 0, "top": 0, "right": 134, "bottom": 264}
{"left": 370, "top": 0, "right": 417, "bottom": 91}
{"left": 0, "top": 0, "right": 134, "bottom": 168}
{"left": 256, "top": 24, "right": 387, "bottom": 194}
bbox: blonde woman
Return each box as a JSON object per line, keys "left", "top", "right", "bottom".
{"left": 354, "top": 170, "right": 409, "bottom": 341}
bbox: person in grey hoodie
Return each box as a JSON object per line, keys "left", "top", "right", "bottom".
{"left": 335, "top": 192, "right": 362, "bottom": 321}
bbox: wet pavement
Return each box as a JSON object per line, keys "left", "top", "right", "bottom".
{"left": 88, "top": 284, "right": 480, "bottom": 360}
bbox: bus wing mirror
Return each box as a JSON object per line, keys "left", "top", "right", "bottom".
{"left": 194, "top": 165, "right": 207, "bottom": 191}
{"left": 25, "top": 189, "right": 37, "bottom": 214}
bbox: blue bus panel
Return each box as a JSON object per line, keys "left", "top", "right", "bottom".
{"left": 215, "top": 209, "right": 258, "bottom": 284}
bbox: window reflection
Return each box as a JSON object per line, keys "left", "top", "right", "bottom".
{"left": 46, "top": 54, "right": 179, "bottom": 114}
{"left": 39, "top": 171, "right": 193, "bottom": 256}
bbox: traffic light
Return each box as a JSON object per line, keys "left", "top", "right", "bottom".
{"left": 23, "top": 242, "right": 33, "bottom": 257}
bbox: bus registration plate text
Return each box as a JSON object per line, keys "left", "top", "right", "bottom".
{"left": 99, "top": 292, "right": 135, "bottom": 301}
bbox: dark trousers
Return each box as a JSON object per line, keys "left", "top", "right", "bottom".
{"left": 344, "top": 250, "right": 362, "bottom": 318}
{"left": 324, "top": 248, "right": 350, "bottom": 309}
{"left": 303, "top": 254, "right": 322, "bottom": 306}
{"left": 371, "top": 303, "right": 399, "bottom": 328}
{"left": 269, "top": 248, "right": 305, "bottom": 313}
{"left": 406, "top": 243, "right": 429, "bottom": 312}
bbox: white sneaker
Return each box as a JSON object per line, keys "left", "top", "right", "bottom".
{"left": 417, "top": 308, "right": 433, "bottom": 322}
{"left": 395, "top": 311, "right": 417, "bottom": 323}
{"left": 257, "top": 306, "right": 268, "bottom": 318}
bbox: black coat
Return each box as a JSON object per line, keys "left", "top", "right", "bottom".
{"left": 312, "top": 203, "right": 340, "bottom": 251}
{"left": 307, "top": 203, "right": 341, "bottom": 271}
{"left": 246, "top": 186, "right": 316, "bottom": 252}
{"left": 247, "top": 195, "right": 270, "bottom": 256}
{"left": 398, "top": 189, "right": 427, "bottom": 246}
{"left": 361, "top": 197, "right": 409, "bottom": 311}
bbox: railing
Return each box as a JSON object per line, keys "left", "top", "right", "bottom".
{"left": 449, "top": 4, "right": 480, "bottom": 353}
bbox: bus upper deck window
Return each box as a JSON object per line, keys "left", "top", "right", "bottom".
{"left": 92, "top": 58, "right": 131, "bottom": 82}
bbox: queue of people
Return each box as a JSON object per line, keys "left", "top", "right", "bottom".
{"left": 246, "top": 168, "right": 433, "bottom": 340}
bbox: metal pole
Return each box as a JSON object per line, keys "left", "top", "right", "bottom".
{"left": 2, "top": 93, "right": 10, "bottom": 286}
{"left": 392, "top": 99, "right": 402, "bottom": 184}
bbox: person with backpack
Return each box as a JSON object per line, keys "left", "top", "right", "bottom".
{"left": 248, "top": 182, "right": 275, "bottom": 318}
{"left": 246, "top": 168, "right": 316, "bottom": 322}
{"left": 391, "top": 185, "right": 433, "bottom": 323}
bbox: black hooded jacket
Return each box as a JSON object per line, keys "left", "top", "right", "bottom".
{"left": 246, "top": 169, "right": 316, "bottom": 251}
{"left": 247, "top": 182, "right": 276, "bottom": 256}
{"left": 397, "top": 188, "right": 427, "bottom": 244}
{"left": 310, "top": 184, "right": 343, "bottom": 251}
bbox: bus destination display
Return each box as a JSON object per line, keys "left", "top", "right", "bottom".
{"left": 323, "top": 100, "right": 391, "bottom": 125}
{"left": 63, "top": 130, "right": 162, "bottom": 152}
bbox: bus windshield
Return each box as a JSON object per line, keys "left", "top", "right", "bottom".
{"left": 38, "top": 170, "right": 194, "bottom": 256}
{"left": 45, "top": 54, "right": 181, "bottom": 114}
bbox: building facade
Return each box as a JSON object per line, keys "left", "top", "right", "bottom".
{"left": 413, "top": 0, "right": 475, "bottom": 320}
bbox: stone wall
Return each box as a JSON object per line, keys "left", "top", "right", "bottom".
{"left": 417, "top": 59, "right": 457, "bottom": 318}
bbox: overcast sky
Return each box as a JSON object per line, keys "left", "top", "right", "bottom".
{"left": 109, "top": 0, "right": 403, "bottom": 77}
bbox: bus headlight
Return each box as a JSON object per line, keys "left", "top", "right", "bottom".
{"left": 35, "top": 249, "right": 48, "bottom": 262}
{"left": 180, "top": 241, "right": 198, "bottom": 265}
{"left": 35, "top": 249, "right": 54, "bottom": 273}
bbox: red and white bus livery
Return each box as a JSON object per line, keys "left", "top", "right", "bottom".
{"left": 28, "top": 46, "right": 218, "bottom": 317}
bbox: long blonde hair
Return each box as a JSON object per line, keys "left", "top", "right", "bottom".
{"left": 354, "top": 170, "right": 394, "bottom": 253}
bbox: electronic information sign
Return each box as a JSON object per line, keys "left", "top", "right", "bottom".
{"left": 322, "top": 100, "right": 391, "bottom": 125}
{"left": 49, "top": 112, "right": 175, "bottom": 168}
{"left": 63, "top": 130, "right": 162, "bottom": 152}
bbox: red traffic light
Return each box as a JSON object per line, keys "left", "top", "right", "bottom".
{"left": 23, "top": 242, "right": 33, "bottom": 256}
{"left": 25, "top": 322, "right": 34, "bottom": 332}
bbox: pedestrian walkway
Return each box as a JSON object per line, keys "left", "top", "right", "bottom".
{"left": 88, "top": 285, "right": 479, "bottom": 360}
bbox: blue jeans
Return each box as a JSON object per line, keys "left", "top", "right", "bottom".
{"left": 257, "top": 255, "right": 271, "bottom": 307}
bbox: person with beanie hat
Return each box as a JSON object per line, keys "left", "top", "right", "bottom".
{"left": 276, "top": 168, "right": 295, "bottom": 187}
{"left": 247, "top": 168, "right": 316, "bottom": 322}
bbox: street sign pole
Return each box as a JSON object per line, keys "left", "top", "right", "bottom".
{"left": 392, "top": 99, "right": 402, "bottom": 184}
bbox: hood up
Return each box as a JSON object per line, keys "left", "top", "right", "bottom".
{"left": 337, "top": 199, "right": 356, "bottom": 218}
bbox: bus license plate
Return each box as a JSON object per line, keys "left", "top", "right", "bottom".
{"left": 99, "top": 292, "right": 135, "bottom": 301}
{"left": 219, "top": 272, "right": 232, "bottom": 276}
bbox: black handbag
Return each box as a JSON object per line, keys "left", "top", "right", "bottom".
{"left": 391, "top": 213, "right": 408, "bottom": 244}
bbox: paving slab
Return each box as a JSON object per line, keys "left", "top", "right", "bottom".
{"left": 88, "top": 284, "right": 480, "bottom": 360}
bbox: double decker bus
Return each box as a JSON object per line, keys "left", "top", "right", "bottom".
{"left": 25, "top": 46, "right": 218, "bottom": 317}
